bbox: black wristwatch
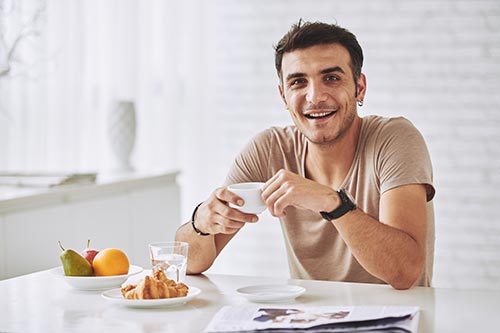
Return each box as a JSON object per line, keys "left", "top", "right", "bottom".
{"left": 320, "top": 189, "right": 356, "bottom": 221}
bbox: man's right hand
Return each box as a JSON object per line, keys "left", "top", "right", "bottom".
{"left": 194, "top": 187, "right": 260, "bottom": 235}
{"left": 176, "top": 186, "right": 261, "bottom": 274}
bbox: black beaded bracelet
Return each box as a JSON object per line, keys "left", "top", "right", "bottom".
{"left": 191, "top": 202, "right": 210, "bottom": 236}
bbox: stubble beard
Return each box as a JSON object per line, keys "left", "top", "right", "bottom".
{"left": 305, "top": 106, "right": 357, "bottom": 147}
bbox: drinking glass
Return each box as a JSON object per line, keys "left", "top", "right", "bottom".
{"left": 148, "top": 241, "right": 188, "bottom": 283}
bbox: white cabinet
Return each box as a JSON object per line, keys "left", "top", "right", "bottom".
{"left": 0, "top": 171, "right": 180, "bottom": 279}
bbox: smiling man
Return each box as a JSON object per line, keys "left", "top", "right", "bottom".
{"left": 175, "top": 20, "right": 435, "bottom": 289}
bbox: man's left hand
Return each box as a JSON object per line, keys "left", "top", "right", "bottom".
{"left": 261, "top": 169, "right": 339, "bottom": 217}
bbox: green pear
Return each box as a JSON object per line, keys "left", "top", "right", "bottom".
{"left": 58, "top": 241, "right": 94, "bottom": 276}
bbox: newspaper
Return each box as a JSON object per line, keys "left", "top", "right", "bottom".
{"left": 204, "top": 305, "right": 419, "bottom": 333}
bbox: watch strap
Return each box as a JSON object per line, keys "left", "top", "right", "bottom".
{"left": 320, "top": 189, "right": 356, "bottom": 221}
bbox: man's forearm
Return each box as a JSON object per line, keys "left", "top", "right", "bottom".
{"left": 332, "top": 209, "right": 425, "bottom": 289}
{"left": 175, "top": 222, "right": 218, "bottom": 274}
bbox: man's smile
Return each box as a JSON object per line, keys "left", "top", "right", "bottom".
{"left": 303, "top": 109, "right": 337, "bottom": 120}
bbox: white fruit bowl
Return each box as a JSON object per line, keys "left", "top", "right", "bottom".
{"left": 50, "top": 265, "right": 143, "bottom": 291}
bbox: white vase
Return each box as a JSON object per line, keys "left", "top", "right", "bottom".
{"left": 107, "top": 101, "right": 136, "bottom": 172}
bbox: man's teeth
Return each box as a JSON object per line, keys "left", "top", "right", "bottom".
{"left": 306, "top": 111, "right": 333, "bottom": 118}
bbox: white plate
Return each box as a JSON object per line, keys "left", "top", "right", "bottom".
{"left": 101, "top": 286, "right": 201, "bottom": 308}
{"left": 236, "top": 284, "right": 306, "bottom": 302}
{"left": 50, "top": 265, "right": 143, "bottom": 291}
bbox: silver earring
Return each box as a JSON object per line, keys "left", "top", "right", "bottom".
{"left": 357, "top": 100, "right": 364, "bottom": 107}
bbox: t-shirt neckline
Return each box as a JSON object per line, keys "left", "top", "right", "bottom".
{"left": 299, "top": 117, "right": 366, "bottom": 190}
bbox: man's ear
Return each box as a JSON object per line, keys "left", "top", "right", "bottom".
{"left": 278, "top": 84, "right": 288, "bottom": 108}
{"left": 356, "top": 73, "right": 367, "bottom": 100}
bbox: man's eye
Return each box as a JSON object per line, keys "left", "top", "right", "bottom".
{"left": 290, "top": 78, "right": 306, "bottom": 87}
{"left": 325, "top": 75, "right": 340, "bottom": 82}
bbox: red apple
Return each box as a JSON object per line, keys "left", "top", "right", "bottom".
{"left": 81, "top": 239, "right": 99, "bottom": 265}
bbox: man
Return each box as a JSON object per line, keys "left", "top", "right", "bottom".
{"left": 175, "top": 20, "right": 435, "bottom": 290}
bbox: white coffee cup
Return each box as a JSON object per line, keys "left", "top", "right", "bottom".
{"left": 228, "top": 182, "right": 266, "bottom": 214}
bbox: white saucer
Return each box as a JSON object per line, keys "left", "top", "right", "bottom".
{"left": 236, "top": 284, "right": 306, "bottom": 303}
{"left": 102, "top": 286, "right": 201, "bottom": 308}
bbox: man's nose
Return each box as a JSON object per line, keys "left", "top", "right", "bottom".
{"left": 305, "top": 81, "right": 328, "bottom": 104}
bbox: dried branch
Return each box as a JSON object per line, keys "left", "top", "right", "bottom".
{"left": 0, "top": 1, "right": 46, "bottom": 79}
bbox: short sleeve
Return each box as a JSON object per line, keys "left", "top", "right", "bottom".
{"left": 223, "top": 129, "right": 274, "bottom": 186}
{"left": 376, "top": 118, "right": 435, "bottom": 201}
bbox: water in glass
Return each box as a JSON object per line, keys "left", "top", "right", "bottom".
{"left": 152, "top": 253, "right": 187, "bottom": 282}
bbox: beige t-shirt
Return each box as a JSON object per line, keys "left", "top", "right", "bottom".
{"left": 224, "top": 115, "right": 435, "bottom": 286}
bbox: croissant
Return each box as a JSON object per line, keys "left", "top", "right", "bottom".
{"left": 121, "top": 270, "right": 189, "bottom": 300}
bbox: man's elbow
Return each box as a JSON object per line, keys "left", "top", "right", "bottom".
{"left": 187, "top": 261, "right": 212, "bottom": 275}
{"left": 389, "top": 276, "right": 417, "bottom": 290}
{"left": 185, "top": 246, "right": 217, "bottom": 275}
{"left": 387, "top": 259, "right": 424, "bottom": 290}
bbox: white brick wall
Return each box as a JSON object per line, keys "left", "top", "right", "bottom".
{"left": 178, "top": 0, "right": 500, "bottom": 289}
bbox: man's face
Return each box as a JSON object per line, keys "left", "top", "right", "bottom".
{"left": 279, "top": 43, "right": 366, "bottom": 145}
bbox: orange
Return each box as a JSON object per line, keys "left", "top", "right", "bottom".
{"left": 92, "top": 248, "right": 130, "bottom": 276}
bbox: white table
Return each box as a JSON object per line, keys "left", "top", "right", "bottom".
{"left": 1, "top": 269, "right": 498, "bottom": 332}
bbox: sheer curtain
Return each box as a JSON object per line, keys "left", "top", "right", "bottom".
{"left": 0, "top": 0, "right": 182, "bottom": 173}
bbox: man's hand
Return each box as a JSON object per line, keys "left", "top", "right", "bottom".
{"left": 261, "top": 169, "right": 339, "bottom": 217}
{"left": 194, "top": 187, "right": 259, "bottom": 235}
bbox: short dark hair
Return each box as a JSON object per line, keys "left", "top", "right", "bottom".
{"left": 274, "top": 20, "right": 364, "bottom": 85}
